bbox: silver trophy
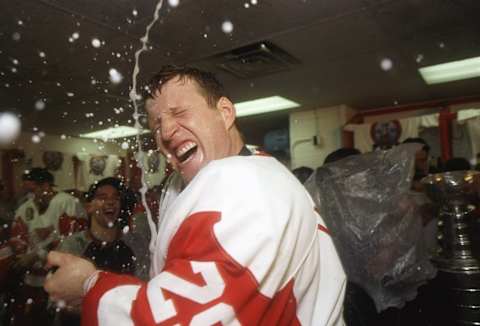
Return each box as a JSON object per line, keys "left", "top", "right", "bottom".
{"left": 422, "top": 170, "right": 480, "bottom": 324}
{"left": 422, "top": 170, "right": 480, "bottom": 271}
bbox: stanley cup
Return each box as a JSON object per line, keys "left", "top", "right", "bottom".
{"left": 422, "top": 170, "right": 480, "bottom": 272}
{"left": 422, "top": 171, "right": 480, "bottom": 325}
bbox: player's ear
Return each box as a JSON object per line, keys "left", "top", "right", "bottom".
{"left": 217, "top": 97, "right": 236, "bottom": 130}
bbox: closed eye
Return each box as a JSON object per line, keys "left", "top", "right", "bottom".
{"left": 171, "top": 104, "right": 190, "bottom": 115}
{"left": 152, "top": 126, "right": 162, "bottom": 136}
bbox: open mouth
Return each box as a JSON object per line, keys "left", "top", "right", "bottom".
{"left": 103, "top": 207, "right": 116, "bottom": 217}
{"left": 176, "top": 142, "right": 198, "bottom": 164}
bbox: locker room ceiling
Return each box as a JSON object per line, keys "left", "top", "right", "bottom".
{"left": 0, "top": 0, "right": 479, "bottom": 140}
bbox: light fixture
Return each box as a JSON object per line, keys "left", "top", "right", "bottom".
{"left": 234, "top": 96, "right": 300, "bottom": 117}
{"left": 80, "top": 126, "right": 149, "bottom": 140}
{"left": 419, "top": 56, "right": 480, "bottom": 85}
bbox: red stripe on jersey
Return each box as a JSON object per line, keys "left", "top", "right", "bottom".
{"left": 83, "top": 211, "right": 302, "bottom": 325}
{"left": 130, "top": 286, "right": 158, "bottom": 326}
{"left": 82, "top": 272, "right": 143, "bottom": 326}
{"left": 253, "top": 150, "right": 271, "bottom": 156}
{"left": 58, "top": 214, "right": 87, "bottom": 236}
{"left": 160, "top": 211, "right": 301, "bottom": 325}
{"left": 9, "top": 218, "right": 29, "bottom": 253}
{"left": 317, "top": 224, "right": 330, "bottom": 235}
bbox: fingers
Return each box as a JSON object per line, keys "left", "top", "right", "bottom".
{"left": 44, "top": 268, "right": 63, "bottom": 299}
{"left": 44, "top": 256, "right": 96, "bottom": 306}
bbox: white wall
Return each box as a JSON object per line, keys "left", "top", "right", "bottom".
{"left": 14, "top": 132, "right": 126, "bottom": 157}
{"left": 3, "top": 132, "right": 126, "bottom": 192}
{"left": 289, "top": 105, "right": 356, "bottom": 169}
{"left": 363, "top": 107, "right": 438, "bottom": 123}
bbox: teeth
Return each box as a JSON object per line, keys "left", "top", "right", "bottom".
{"left": 176, "top": 141, "right": 196, "bottom": 158}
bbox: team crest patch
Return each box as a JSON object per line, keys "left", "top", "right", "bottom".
{"left": 89, "top": 156, "right": 107, "bottom": 176}
{"left": 43, "top": 151, "right": 64, "bottom": 171}
{"left": 370, "top": 120, "right": 402, "bottom": 150}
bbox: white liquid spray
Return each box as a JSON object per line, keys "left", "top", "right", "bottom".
{"left": 128, "top": 0, "right": 164, "bottom": 256}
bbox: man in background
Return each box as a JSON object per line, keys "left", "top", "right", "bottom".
{"left": 402, "top": 137, "right": 431, "bottom": 191}
{"left": 6, "top": 168, "right": 86, "bottom": 326}
{"left": 15, "top": 171, "right": 38, "bottom": 209}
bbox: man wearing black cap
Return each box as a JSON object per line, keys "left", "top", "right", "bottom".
{"left": 15, "top": 170, "right": 38, "bottom": 209}
{"left": 6, "top": 167, "right": 87, "bottom": 325}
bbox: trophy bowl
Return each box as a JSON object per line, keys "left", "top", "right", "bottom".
{"left": 421, "top": 170, "right": 480, "bottom": 206}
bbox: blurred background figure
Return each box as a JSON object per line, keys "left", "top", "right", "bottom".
{"left": 319, "top": 147, "right": 375, "bottom": 326}
{"left": 0, "top": 179, "right": 14, "bottom": 324}
{"left": 15, "top": 171, "right": 38, "bottom": 209}
{"left": 291, "top": 166, "right": 314, "bottom": 184}
{"left": 0, "top": 180, "right": 15, "bottom": 227}
{"left": 5, "top": 168, "right": 87, "bottom": 326}
{"left": 59, "top": 177, "right": 136, "bottom": 274}
{"left": 402, "top": 138, "right": 431, "bottom": 192}
{"left": 121, "top": 185, "right": 162, "bottom": 281}
{"left": 444, "top": 157, "right": 472, "bottom": 172}
{"left": 398, "top": 140, "right": 437, "bottom": 258}
{"left": 56, "top": 177, "right": 137, "bottom": 326}
{"left": 324, "top": 148, "right": 361, "bottom": 165}
{"left": 309, "top": 144, "right": 438, "bottom": 326}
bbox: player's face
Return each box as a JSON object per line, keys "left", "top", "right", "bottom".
{"left": 415, "top": 149, "right": 429, "bottom": 176}
{"left": 92, "top": 185, "right": 121, "bottom": 228}
{"left": 33, "top": 182, "right": 51, "bottom": 208}
{"left": 146, "top": 77, "right": 232, "bottom": 183}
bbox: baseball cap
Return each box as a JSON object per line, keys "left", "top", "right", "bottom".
{"left": 23, "top": 167, "right": 55, "bottom": 185}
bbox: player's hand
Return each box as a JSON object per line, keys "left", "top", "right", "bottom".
{"left": 44, "top": 251, "right": 97, "bottom": 305}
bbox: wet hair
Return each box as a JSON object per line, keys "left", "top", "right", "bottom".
{"left": 85, "top": 177, "right": 137, "bottom": 228}
{"left": 402, "top": 137, "right": 430, "bottom": 153}
{"left": 444, "top": 157, "right": 471, "bottom": 172}
{"left": 23, "top": 167, "right": 55, "bottom": 185}
{"left": 144, "top": 65, "right": 227, "bottom": 108}
{"left": 324, "top": 148, "right": 361, "bottom": 164}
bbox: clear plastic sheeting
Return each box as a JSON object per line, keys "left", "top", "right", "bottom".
{"left": 305, "top": 144, "right": 437, "bottom": 311}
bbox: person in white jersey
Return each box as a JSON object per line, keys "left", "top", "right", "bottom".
{"left": 8, "top": 167, "right": 87, "bottom": 325}
{"left": 44, "top": 65, "right": 346, "bottom": 326}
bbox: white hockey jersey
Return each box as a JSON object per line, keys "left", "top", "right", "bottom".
{"left": 10, "top": 192, "right": 87, "bottom": 256}
{"left": 82, "top": 155, "right": 346, "bottom": 325}
{"left": 10, "top": 191, "right": 87, "bottom": 286}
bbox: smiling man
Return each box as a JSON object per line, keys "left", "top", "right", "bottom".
{"left": 44, "top": 66, "right": 346, "bottom": 326}
{"left": 146, "top": 66, "right": 244, "bottom": 183}
{"left": 58, "top": 177, "right": 136, "bottom": 275}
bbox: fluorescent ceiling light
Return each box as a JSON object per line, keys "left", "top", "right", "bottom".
{"left": 235, "top": 96, "right": 300, "bottom": 117}
{"left": 80, "top": 126, "right": 149, "bottom": 140}
{"left": 419, "top": 56, "right": 480, "bottom": 85}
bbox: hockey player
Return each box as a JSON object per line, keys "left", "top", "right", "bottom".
{"left": 44, "top": 66, "right": 346, "bottom": 325}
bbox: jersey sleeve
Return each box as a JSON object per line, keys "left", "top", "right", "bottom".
{"left": 82, "top": 157, "right": 317, "bottom": 326}
{"left": 58, "top": 195, "right": 88, "bottom": 236}
{"left": 9, "top": 215, "right": 29, "bottom": 254}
